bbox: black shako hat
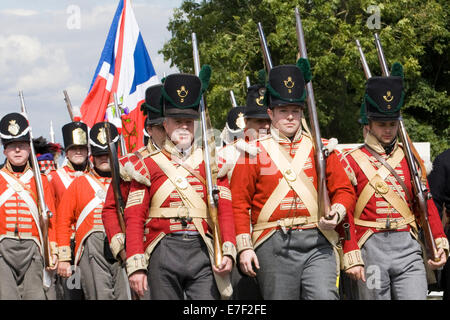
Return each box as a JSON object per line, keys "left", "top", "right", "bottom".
{"left": 266, "top": 58, "right": 312, "bottom": 109}
{"left": 62, "top": 121, "right": 88, "bottom": 151}
{"left": 360, "top": 62, "right": 405, "bottom": 123}
{"left": 0, "top": 112, "right": 30, "bottom": 146}
{"left": 161, "top": 66, "right": 211, "bottom": 119}
{"left": 141, "top": 84, "right": 164, "bottom": 126}
{"left": 89, "top": 122, "right": 119, "bottom": 156}
{"left": 226, "top": 106, "right": 246, "bottom": 132}
{"left": 245, "top": 84, "right": 270, "bottom": 119}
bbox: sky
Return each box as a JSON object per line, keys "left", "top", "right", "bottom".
{"left": 0, "top": 0, "right": 183, "bottom": 162}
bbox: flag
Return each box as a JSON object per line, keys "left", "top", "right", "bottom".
{"left": 80, "top": 0, "right": 158, "bottom": 152}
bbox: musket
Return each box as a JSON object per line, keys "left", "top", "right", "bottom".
{"left": 257, "top": 22, "right": 273, "bottom": 71}
{"left": 49, "top": 120, "right": 55, "bottom": 144}
{"left": 246, "top": 76, "right": 251, "bottom": 89}
{"left": 104, "top": 122, "right": 138, "bottom": 300}
{"left": 295, "top": 7, "right": 332, "bottom": 219}
{"left": 192, "top": 32, "right": 223, "bottom": 267}
{"left": 372, "top": 33, "right": 439, "bottom": 261}
{"left": 355, "top": 40, "right": 372, "bottom": 79}
{"left": 113, "top": 93, "right": 128, "bottom": 156}
{"left": 63, "top": 90, "right": 75, "bottom": 122}
{"left": 104, "top": 123, "right": 127, "bottom": 255}
{"left": 229, "top": 90, "right": 238, "bottom": 108}
{"left": 18, "top": 91, "right": 54, "bottom": 269}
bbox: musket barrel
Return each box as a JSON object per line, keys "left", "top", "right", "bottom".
{"left": 229, "top": 90, "right": 238, "bottom": 107}
{"left": 374, "top": 33, "right": 390, "bottom": 76}
{"left": 18, "top": 90, "right": 54, "bottom": 268}
{"left": 257, "top": 22, "right": 273, "bottom": 71}
{"left": 63, "top": 90, "right": 75, "bottom": 122}
{"left": 246, "top": 76, "right": 251, "bottom": 88}
{"left": 294, "top": 8, "right": 331, "bottom": 219}
{"left": 192, "top": 33, "right": 201, "bottom": 76}
{"left": 356, "top": 39, "right": 372, "bottom": 79}
{"left": 191, "top": 32, "right": 223, "bottom": 267}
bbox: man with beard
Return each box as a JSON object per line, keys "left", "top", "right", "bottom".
{"left": 341, "top": 63, "right": 448, "bottom": 299}
{"left": 124, "top": 71, "right": 236, "bottom": 299}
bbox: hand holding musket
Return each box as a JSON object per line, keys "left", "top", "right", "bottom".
{"left": 294, "top": 8, "right": 333, "bottom": 220}
{"left": 18, "top": 91, "right": 55, "bottom": 269}
{"left": 192, "top": 32, "right": 223, "bottom": 267}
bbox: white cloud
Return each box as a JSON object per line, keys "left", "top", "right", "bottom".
{"left": 0, "top": 9, "right": 38, "bottom": 16}
{"left": 0, "top": 34, "right": 71, "bottom": 94}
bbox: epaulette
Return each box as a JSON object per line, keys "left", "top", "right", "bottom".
{"left": 235, "top": 139, "right": 260, "bottom": 157}
{"left": 321, "top": 137, "right": 339, "bottom": 154}
{"left": 118, "top": 146, "right": 152, "bottom": 187}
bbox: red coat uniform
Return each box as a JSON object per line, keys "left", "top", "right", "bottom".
{"left": 0, "top": 163, "right": 57, "bottom": 256}
{"left": 102, "top": 145, "right": 154, "bottom": 259}
{"left": 56, "top": 170, "right": 111, "bottom": 264}
{"left": 49, "top": 164, "right": 88, "bottom": 208}
{"left": 341, "top": 134, "right": 448, "bottom": 253}
{"left": 231, "top": 128, "right": 361, "bottom": 270}
{"left": 123, "top": 141, "right": 236, "bottom": 278}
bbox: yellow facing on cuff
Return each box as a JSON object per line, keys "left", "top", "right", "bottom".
{"left": 236, "top": 233, "right": 253, "bottom": 254}
{"left": 342, "top": 249, "right": 364, "bottom": 271}
{"left": 222, "top": 241, "right": 237, "bottom": 264}
{"left": 110, "top": 233, "right": 126, "bottom": 260}
{"left": 50, "top": 242, "right": 58, "bottom": 256}
{"left": 58, "top": 245, "right": 72, "bottom": 262}
{"left": 435, "top": 237, "right": 450, "bottom": 258}
{"left": 331, "top": 203, "right": 347, "bottom": 224}
{"left": 126, "top": 254, "right": 148, "bottom": 277}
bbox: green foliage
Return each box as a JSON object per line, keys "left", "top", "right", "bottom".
{"left": 160, "top": 0, "right": 450, "bottom": 158}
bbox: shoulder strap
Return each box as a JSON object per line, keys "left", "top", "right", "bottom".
{"left": 365, "top": 144, "right": 412, "bottom": 204}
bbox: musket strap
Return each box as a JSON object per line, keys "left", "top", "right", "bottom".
{"left": 351, "top": 148, "right": 415, "bottom": 227}
{"left": 365, "top": 145, "right": 412, "bottom": 205}
{"left": 161, "top": 148, "right": 206, "bottom": 186}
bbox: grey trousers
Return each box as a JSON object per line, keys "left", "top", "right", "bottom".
{"left": 0, "top": 238, "right": 47, "bottom": 299}
{"left": 357, "top": 231, "right": 428, "bottom": 300}
{"left": 147, "top": 233, "right": 220, "bottom": 300}
{"left": 78, "top": 232, "right": 128, "bottom": 300}
{"left": 255, "top": 228, "right": 339, "bottom": 300}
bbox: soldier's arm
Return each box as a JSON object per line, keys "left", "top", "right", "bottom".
{"left": 216, "top": 174, "right": 237, "bottom": 265}
{"left": 230, "top": 152, "right": 258, "bottom": 255}
{"left": 102, "top": 180, "right": 129, "bottom": 260}
{"left": 55, "top": 178, "right": 79, "bottom": 262}
{"left": 123, "top": 179, "right": 150, "bottom": 277}
{"left": 43, "top": 175, "right": 58, "bottom": 258}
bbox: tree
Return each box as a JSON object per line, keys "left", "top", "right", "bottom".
{"left": 160, "top": 0, "right": 449, "bottom": 158}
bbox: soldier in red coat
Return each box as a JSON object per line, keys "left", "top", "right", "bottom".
{"left": 124, "top": 71, "right": 236, "bottom": 300}
{"left": 341, "top": 63, "right": 448, "bottom": 299}
{"left": 0, "top": 112, "right": 58, "bottom": 299}
{"left": 102, "top": 84, "right": 166, "bottom": 300}
{"left": 56, "top": 122, "right": 128, "bottom": 300}
{"left": 49, "top": 121, "right": 90, "bottom": 300}
{"left": 231, "top": 61, "right": 360, "bottom": 300}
